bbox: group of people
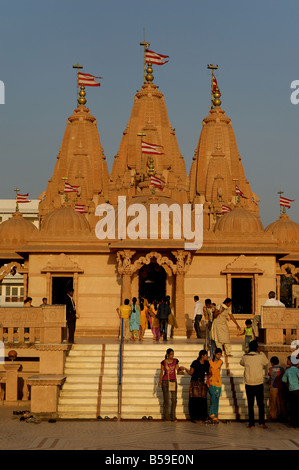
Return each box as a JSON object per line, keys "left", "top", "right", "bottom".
{"left": 159, "top": 347, "right": 224, "bottom": 423}
{"left": 117, "top": 296, "right": 178, "bottom": 343}
{"left": 193, "top": 296, "right": 242, "bottom": 356}
{"left": 159, "top": 340, "right": 299, "bottom": 428}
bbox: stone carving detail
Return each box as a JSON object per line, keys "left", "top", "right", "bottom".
{"left": 116, "top": 250, "right": 136, "bottom": 275}
{"left": 131, "top": 251, "right": 176, "bottom": 275}
{"left": 41, "top": 253, "right": 83, "bottom": 273}
{"left": 280, "top": 263, "right": 299, "bottom": 278}
{"left": 171, "top": 250, "right": 192, "bottom": 275}
{"left": 0, "top": 262, "right": 24, "bottom": 282}
{"left": 222, "top": 254, "right": 263, "bottom": 274}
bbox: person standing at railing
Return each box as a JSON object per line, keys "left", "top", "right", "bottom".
{"left": 117, "top": 298, "right": 131, "bottom": 342}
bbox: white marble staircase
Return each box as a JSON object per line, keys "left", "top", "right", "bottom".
{"left": 57, "top": 336, "right": 269, "bottom": 421}
{"left": 57, "top": 343, "right": 120, "bottom": 419}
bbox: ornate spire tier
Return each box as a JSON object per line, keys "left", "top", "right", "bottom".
{"left": 39, "top": 98, "right": 109, "bottom": 230}
{"left": 110, "top": 64, "right": 189, "bottom": 206}
{"left": 190, "top": 79, "right": 259, "bottom": 230}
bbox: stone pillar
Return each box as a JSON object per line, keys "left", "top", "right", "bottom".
{"left": 116, "top": 250, "right": 136, "bottom": 304}
{"left": 27, "top": 375, "right": 66, "bottom": 414}
{"left": 172, "top": 250, "right": 192, "bottom": 336}
{"left": 175, "top": 272, "right": 185, "bottom": 330}
{"left": 4, "top": 364, "right": 21, "bottom": 404}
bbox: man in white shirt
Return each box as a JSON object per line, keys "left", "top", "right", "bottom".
{"left": 193, "top": 295, "right": 203, "bottom": 339}
{"left": 253, "top": 291, "right": 285, "bottom": 338}
{"left": 263, "top": 291, "right": 285, "bottom": 307}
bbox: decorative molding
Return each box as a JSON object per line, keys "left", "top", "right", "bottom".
{"left": 41, "top": 253, "right": 83, "bottom": 273}
{"left": 221, "top": 254, "right": 264, "bottom": 275}
{"left": 131, "top": 251, "right": 176, "bottom": 276}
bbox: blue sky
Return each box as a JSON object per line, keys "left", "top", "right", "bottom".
{"left": 0, "top": 0, "right": 298, "bottom": 227}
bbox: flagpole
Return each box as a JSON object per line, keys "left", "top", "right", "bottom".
{"left": 233, "top": 178, "right": 239, "bottom": 204}
{"left": 207, "top": 64, "right": 218, "bottom": 109}
{"left": 137, "top": 133, "right": 146, "bottom": 182}
{"left": 73, "top": 64, "right": 83, "bottom": 107}
{"left": 140, "top": 30, "right": 150, "bottom": 85}
{"left": 62, "top": 177, "right": 68, "bottom": 202}
{"left": 278, "top": 190, "right": 285, "bottom": 215}
{"left": 14, "top": 188, "right": 20, "bottom": 212}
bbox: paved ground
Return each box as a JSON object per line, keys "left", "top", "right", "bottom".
{"left": 0, "top": 405, "right": 298, "bottom": 453}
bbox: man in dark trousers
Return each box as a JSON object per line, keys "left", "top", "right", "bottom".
{"left": 240, "top": 339, "right": 268, "bottom": 428}
{"left": 65, "top": 288, "right": 78, "bottom": 344}
{"left": 157, "top": 297, "right": 171, "bottom": 342}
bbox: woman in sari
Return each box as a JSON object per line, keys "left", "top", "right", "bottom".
{"left": 211, "top": 298, "right": 241, "bottom": 356}
{"left": 149, "top": 300, "right": 160, "bottom": 342}
{"left": 129, "top": 297, "right": 140, "bottom": 341}
{"left": 182, "top": 349, "right": 210, "bottom": 423}
{"left": 139, "top": 298, "right": 148, "bottom": 342}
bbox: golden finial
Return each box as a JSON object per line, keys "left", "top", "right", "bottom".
{"left": 78, "top": 85, "right": 86, "bottom": 106}
{"left": 14, "top": 187, "right": 20, "bottom": 212}
{"left": 146, "top": 61, "right": 154, "bottom": 82}
{"left": 140, "top": 29, "right": 150, "bottom": 84}
{"left": 213, "top": 86, "right": 222, "bottom": 107}
{"left": 73, "top": 63, "right": 83, "bottom": 107}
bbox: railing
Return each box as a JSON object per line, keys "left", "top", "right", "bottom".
{"left": 0, "top": 306, "right": 66, "bottom": 345}
{"left": 118, "top": 318, "right": 124, "bottom": 418}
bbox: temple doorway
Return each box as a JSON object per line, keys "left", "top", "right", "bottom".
{"left": 52, "top": 276, "right": 73, "bottom": 305}
{"left": 139, "top": 262, "right": 166, "bottom": 303}
{"left": 231, "top": 277, "right": 252, "bottom": 314}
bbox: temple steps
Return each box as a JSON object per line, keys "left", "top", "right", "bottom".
{"left": 57, "top": 336, "right": 269, "bottom": 421}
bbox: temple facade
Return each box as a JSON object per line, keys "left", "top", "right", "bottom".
{"left": 1, "top": 63, "right": 299, "bottom": 338}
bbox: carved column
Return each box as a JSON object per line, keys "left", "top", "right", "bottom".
{"left": 116, "top": 250, "right": 136, "bottom": 304}
{"left": 172, "top": 250, "right": 192, "bottom": 334}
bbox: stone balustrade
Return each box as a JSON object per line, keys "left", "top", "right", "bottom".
{"left": 261, "top": 306, "right": 299, "bottom": 344}
{"left": 0, "top": 305, "right": 66, "bottom": 344}
{"left": 0, "top": 305, "right": 68, "bottom": 411}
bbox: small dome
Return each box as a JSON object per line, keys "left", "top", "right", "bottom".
{"left": 214, "top": 207, "right": 264, "bottom": 233}
{"left": 41, "top": 206, "right": 91, "bottom": 238}
{"left": 0, "top": 211, "right": 38, "bottom": 246}
{"left": 265, "top": 213, "right": 299, "bottom": 242}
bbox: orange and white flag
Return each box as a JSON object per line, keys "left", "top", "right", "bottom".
{"left": 141, "top": 141, "right": 164, "bottom": 155}
{"left": 78, "top": 72, "right": 102, "bottom": 87}
{"left": 64, "top": 182, "right": 79, "bottom": 193}
{"left": 145, "top": 49, "right": 169, "bottom": 65}
{"left": 17, "top": 193, "right": 31, "bottom": 203}
{"left": 280, "top": 196, "right": 294, "bottom": 208}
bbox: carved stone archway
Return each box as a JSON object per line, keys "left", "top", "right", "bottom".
{"left": 116, "top": 249, "right": 192, "bottom": 333}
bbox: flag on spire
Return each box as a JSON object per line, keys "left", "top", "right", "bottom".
{"left": 221, "top": 204, "right": 232, "bottom": 214}
{"left": 64, "top": 182, "right": 79, "bottom": 193}
{"left": 212, "top": 76, "right": 221, "bottom": 96}
{"left": 141, "top": 141, "right": 164, "bottom": 155}
{"left": 151, "top": 175, "right": 165, "bottom": 189}
{"left": 78, "top": 72, "right": 102, "bottom": 87}
{"left": 145, "top": 49, "right": 169, "bottom": 65}
{"left": 280, "top": 196, "right": 294, "bottom": 208}
{"left": 235, "top": 185, "right": 248, "bottom": 199}
{"left": 16, "top": 193, "right": 31, "bottom": 203}
{"left": 74, "top": 204, "right": 87, "bottom": 214}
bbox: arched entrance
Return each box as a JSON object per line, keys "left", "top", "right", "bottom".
{"left": 138, "top": 262, "right": 166, "bottom": 303}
